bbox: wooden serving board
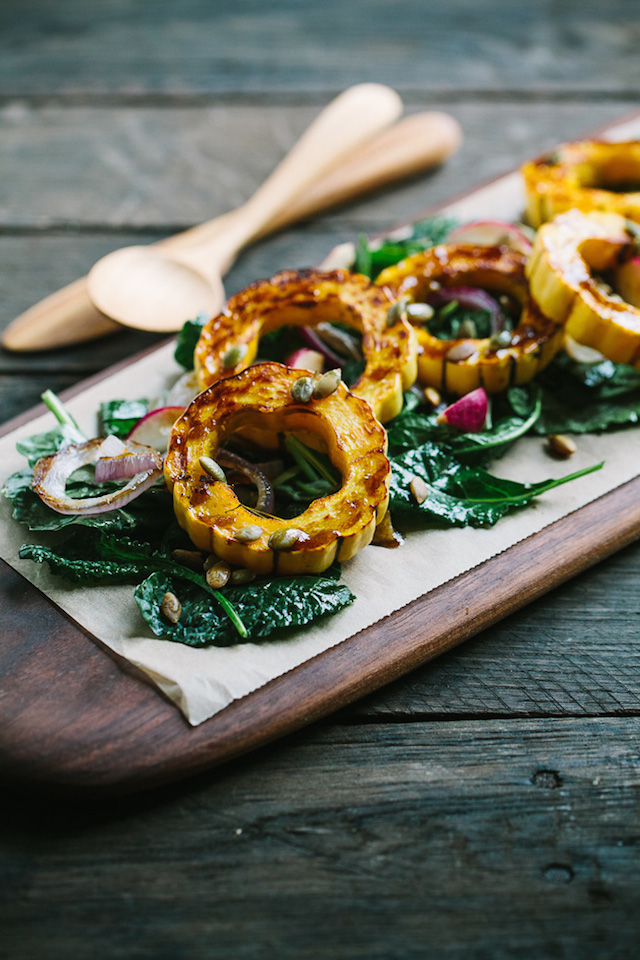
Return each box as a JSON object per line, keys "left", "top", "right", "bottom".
{"left": 2, "top": 113, "right": 640, "bottom": 797}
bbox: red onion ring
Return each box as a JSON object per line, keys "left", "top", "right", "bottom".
{"left": 300, "top": 327, "right": 345, "bottom": 368}
{"left": 429, "top": 286, "right": 505, "bottom": 331}
{"left": 217, "top": 449, "right": 275, "bottom": 513}
{"left": 32, "top": 438, "right": 163, "bottom": 515}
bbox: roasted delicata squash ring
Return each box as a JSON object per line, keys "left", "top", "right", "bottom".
{"left": 522, "top": 140, "right": 640, "bottom": 228}
{"left": 194, "top": 268, "right": 417, "bottom": 423}
{"left": 526, "top": 209, "right": 640, "bottom": 366}
{"left": 164, "top": 362, "right": 390, "bottom": 576}
{"left": 376, "top": 245, "right": 564, "bottom": 396}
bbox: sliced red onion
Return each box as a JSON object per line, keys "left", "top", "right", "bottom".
{"left": 32, "top": 438, "right": 163, "bottom": 515}
{"left": 300, "top": 327, "right": 345, "bottom": 368}
{"left": 217, "top": 449, "right": 275, "bottom": 513}
{"left": 430, "top": 286, "right": 505, "bottom": 332}
{"left": 95, "top": 450, "right": 163, "bottom": 482}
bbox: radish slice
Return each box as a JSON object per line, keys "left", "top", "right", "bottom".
{"left": 437, "top": 388, "right": 489, "bottom": 432}
{"left": 448, "top": 220, "right": 533, "bottom": 254}
{"left": 285, "top": 348, "right": 325, "bottom": 373}
{"left": 32, "top": 439, "right": 163, "bottom": 515}
{"left": 126, "top": 406, "right": 184, "bottom": 451}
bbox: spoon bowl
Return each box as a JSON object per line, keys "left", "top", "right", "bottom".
{"left": 87, "top": 83, "right": 405, "bottom": 332}
{"left": 88, "top": 246, "right": 225, "bottom": 332}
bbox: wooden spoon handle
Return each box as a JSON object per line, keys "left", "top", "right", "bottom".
{"left": 177, "top": 83, "right": 404, "bottom": 278}
{"left": 181, "top": 111, "right": 462, "bottom": 246}
{"left": 1, "top": 107, "right": 462, "bottom": 352}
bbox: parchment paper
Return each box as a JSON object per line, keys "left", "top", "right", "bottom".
{"left": 2, "top": 115, "right": 640, "bottom": 726}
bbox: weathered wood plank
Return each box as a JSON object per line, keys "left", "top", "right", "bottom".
{"left": 0, "top": 1, "right": 638, "bottom": 97}
{"left": 1, "top": 718, "right": 639, "bottom": 959}
{"left": 0, "top": 100, "right": 633, "bottom": 229}
{"left": 348, "top": 539, "right": 640, "bottom": 720}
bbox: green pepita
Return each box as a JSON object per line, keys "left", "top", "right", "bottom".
{"left": 405, "top": 301, "right": 434, "bottom": 323}
{"left": 488, "top": 329, "right": 513, "bottom": 351}
{"left": 268, "top": 527, "right": 303, "bottom": 551}
{"left": 199, "top": 456, "right": 226, "bottom": 481}
{"left": 229, "top": 568, "right": 257, "bottom": 585}
{"left": 205, "top": 560, "right": 231, "bottom": 589}
{"left": 291, "top": 376, "right": 315, "bottom": 403}
{"left": 386, "top": 295, "right": 411, "bottom": 326}
{"left": 312, "top": 368, "right": 341, "bottom": 399}
{"left": 222, "top": 343, "right": 249, "bottom": 368}
{"left": 235, "top": 524, "right": 264, "bottom": 543}
{"left": 160, "top": 591, "right": 182, "bottom": 624}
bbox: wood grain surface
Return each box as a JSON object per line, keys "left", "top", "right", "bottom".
{"left": 2, "top": 3, "right": 640, "bottom": 959}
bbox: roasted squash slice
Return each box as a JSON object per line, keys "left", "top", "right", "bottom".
{"left": 522, "top": 140, "right": 640, "bottom": 228}
{"left": 376, "top": 245, "right": 564, "bottom": 396}
{"left": 194, "top": 268, "right": 417, "bottom": 423}
{"left": 526, "top": 209, "right": 640, "bottom": 365}
{"left": 164, "top": 362, "right": 390, "bottom": 576}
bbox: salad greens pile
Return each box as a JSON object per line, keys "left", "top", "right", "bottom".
{"left": 5, "top": 216, "right": 640, "bottom": 650}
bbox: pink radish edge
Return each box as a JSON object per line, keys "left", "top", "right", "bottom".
{"left": 126, "top": 406, "right": 185, "bottom": 451}
{"left": 437, "top": 387, "right": 489, "bottom": 432}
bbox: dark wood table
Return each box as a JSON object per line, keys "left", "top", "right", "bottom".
{"left": 1, "top": 2, "right": 639, "bottom": 957}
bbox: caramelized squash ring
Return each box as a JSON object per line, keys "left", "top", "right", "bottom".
{"left": 526, "top": 210, "right": 640, "bottom": 365}
{"left": 376, "top": 245, "right": 564, "bottom": 396}
{"left": 164, "top": 362, "right": 390, "bottom": 576}
{"left": 522, "top": 140, "right": 640, "bottom": 228}
{"left": 194, "top": 268, "right": 417, "bottom": 423}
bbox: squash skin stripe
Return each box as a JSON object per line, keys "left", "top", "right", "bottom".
{"left": 522, "top": 140, "right": 640, "bottom": 228}
{"left": 164, "top": 362, "right": 390, "bottom": 576}
{"left": 194, "top": 267, "right": 418, "bottom": 424}
{"left": 376, "top": 244, "right": 564, "bottom": 397}
{"left": 525, "top": 209, "right": 640, "bottom": 367}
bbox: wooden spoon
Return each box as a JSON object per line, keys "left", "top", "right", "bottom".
{"left": 1, "top": 107, "right": 461, "bottom": 350}
{"left": 86, "top": 83, "right": 406, "bottom": 333}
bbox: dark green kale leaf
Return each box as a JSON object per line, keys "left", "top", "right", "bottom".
{"left": 174, "top": 313, "right": 209, "bottom": 369}
{"left": 389, "top": 441, "right": 602, "bottom": 528}
{"left": 387, "top": 387, "right": 541, "bottom": 464}
{"left": 536, "top": 353, "right": 640, "bottom": 434}
{"left": 135, "top": 569, "right": 355, "bottom": 647}
{"left": 354, "top": 216, "right": 458, "bottom": 279}
{"left": 16, "top": 423, "right": 86, "bottom": 468}
{"left": 100, "top": 399, "right": 149, "bottom": 439}
{"left": 3, "top": 470, "right": 146, "bottom": 532}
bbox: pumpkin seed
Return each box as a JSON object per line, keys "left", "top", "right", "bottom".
{"left": 386, "top": 295, "right": 411, "bottom": 326}
{"left": 313, "top": 368, "right": 341, "bottom": 399}
{"left": 229, "top": 568, "right": 257, "bottom": 585}
{"left": 459, "top": 319, "right": 478, "bottom": 339}
{"left": 410, "top": 476, "right": 429, "bottom": 505}
{"left": 445, "top": 342, "right": 477, "bottom": 362}
{"left": 235, "top": 524, "right": 264, "bottom": 543}
{"left": 222, "top": 343, "right": 248, "bottom": 368}
{"left": 488, "top": 329, "right": 513, "bottom": 350}
{"left": 161, "top": 591, "right": 182, "bottom": 624}
{"left": 171, "top": 548, "right": 204, "bottom": 570}
{"left": 547, "top": 434, "right": 577, "bottom": 459}
{"left": 291, "top": 376, "right": 314, "bottom": 403}
{"left": 199, "top": 455, "right": 226, "bottom": 481}
{"left": 405, "top": 301, "right": 434, "bottom": 323}
{"left": 424, "top": 386, "right": 441, "bottom": 407}
{"left": 205, "top": 560, "right": 231, "bottom": 589}
{"left": 268, "top": 527, "right": 303, "bottom": 551}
